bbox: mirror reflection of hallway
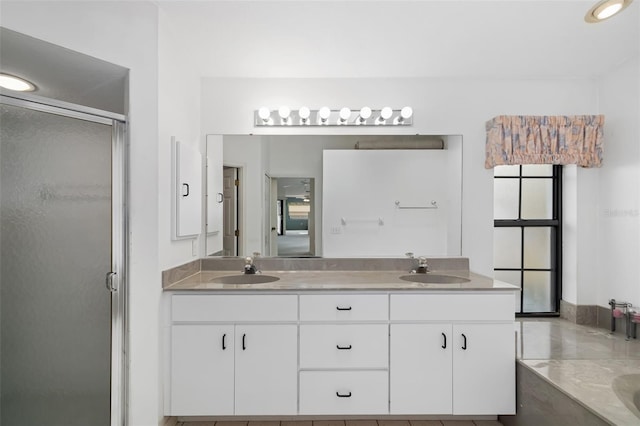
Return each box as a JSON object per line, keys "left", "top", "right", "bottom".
{"left": 275, "top": 177, "right": 315, "bottom": 257}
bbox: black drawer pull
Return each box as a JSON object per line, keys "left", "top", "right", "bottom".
{"left": 222, "top": 333, "right": 227, "bottom": 350}
{"left": 336, "top": 306, "right": 352, "bottom": 311}
{"left": 461, "top": 333, "right": 467, "bottom": 350}
{"left": 242, "top": 333, "right": 246, "bottom": 350}
{"left": 441, "top": 332, "right": 447, "bottom": 349}
{"left": 336, "top": 344, "right": 352, "bottom": 350}
{"left": 336, "top": 391, "right": 352, "bottom": 398}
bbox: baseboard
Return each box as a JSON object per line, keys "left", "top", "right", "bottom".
{"left": 559, "top": 300, "right": 598, "bottom": 326}
{"left": 162, "top": 416, "right": 178, "bottom": 426}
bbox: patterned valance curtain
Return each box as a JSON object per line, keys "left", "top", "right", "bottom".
{"left": 485, "top": 115, "right": 604, "bottom": 168}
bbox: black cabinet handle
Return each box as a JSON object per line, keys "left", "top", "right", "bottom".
{"left": 222, "top": 333, "right": 227, "bottom": 350}
{"left": 182, "top": 183, "right": 190, "bottom": 197}
{"left": 336, "top": 344, "right": 352, "bottom": 350}
{"left": 336, "top": 391, "right": 352, "bottom": 398}
{"left": 461, "top": 333, "right": 467, "bottom": 350}
{"left": 336, "top": 306, "right": 352, "bottom": 311}
{"left": 242, "top": 333, "right": 246, "bottom": 350}
{"left": 441, "top": 332, "right": 447, "bottom": 349}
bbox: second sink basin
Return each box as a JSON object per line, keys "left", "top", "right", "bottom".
{"left": 399, "top": 274, "right": 471, "bottom": 284}
{"left": 210, "top": 274, "right": 280, "bottom": 285}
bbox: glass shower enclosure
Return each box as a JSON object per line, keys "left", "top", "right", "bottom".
{"left": 0, "top": 97, "right": 125, "bottom": 426}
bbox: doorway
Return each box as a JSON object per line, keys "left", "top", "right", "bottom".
{"left": 223, "top": 166, "right": 240, "bottom": 256}
{"left": 274, "top": 177, "right": 315, "bottom": 257}
{"left": 0, "top": 96, "right": 126, "bottom": 425}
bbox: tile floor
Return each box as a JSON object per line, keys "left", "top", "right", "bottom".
{"left": 178, "top": 421, "right": 503, "bottom": 426}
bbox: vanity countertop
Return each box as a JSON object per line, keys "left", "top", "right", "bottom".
{"left": 164, "top": 269, "right": 519, "bottom": 292}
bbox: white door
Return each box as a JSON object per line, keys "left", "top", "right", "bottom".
{"left": 390, "top": 324, "right": 453, "bottom": 414}
{"left": 452, "top": 323, "right": 515, "bottom": 415}
{"left": 235, "top": 325, "right": 298, "bottom": 415}
{"left": 223, "top": 167, "right": 238, "bottom": 256}
{"left": 170, "top": 325, "right": 235, "bottom": 415}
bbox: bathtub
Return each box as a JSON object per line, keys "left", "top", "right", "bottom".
{"left": 613, "top": 374, "right": 640, "bottom": 421}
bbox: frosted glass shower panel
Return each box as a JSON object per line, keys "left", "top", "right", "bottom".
{"left": 0, "top": 104, "right": 112, "bottom": 425}
{"left": 493, "top": 227, "right": 521, "bottom": 269}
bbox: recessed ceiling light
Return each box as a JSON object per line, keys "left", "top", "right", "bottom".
{"left": 0, "top": 73, "right": 36, "bottom": 91}
{"left": 585, "top": 0, "right": 633, "bottom": 23}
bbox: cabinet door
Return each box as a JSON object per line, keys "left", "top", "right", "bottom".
{"left": 235, "top": 325, "right": 298, "bottom": 415}
{"left": 390, "top": 324, "right": 452, "bottom": 414}
{"left": 170, "top": 325, "right": 234, "bottom": 415}
{"left": 174, "top": 140, "right": 202, "bottom": 238}
{"left": 452, "top": 323, "right": 515, "bottom": 415}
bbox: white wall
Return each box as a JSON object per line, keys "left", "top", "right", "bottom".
{"left": 1, "top": 2, "right": 163, "bottom": 424}
{"left": 158, "top": 7, "right": 204, "bottom": 266}
{"left": 322, "top": 150, "right": 457, "bottom": 257}
{"left": 594, "top": 56, "right": 640, "bottom": 308}
{"left": 201, "top": 77, "right": 598, "bottom": 276}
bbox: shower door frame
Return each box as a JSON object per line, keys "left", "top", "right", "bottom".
{"left": 0, "top": 90, "right": 128, "bottom": 426}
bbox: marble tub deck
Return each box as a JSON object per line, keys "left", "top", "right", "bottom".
{"left": 515, "top": 319, "right": 640, "bottom": 425}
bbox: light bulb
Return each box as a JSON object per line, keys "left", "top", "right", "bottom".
{"left": 0, "top": 73, "right": 35, "bottom": 91}
{"left": 318, "top": 107, "right": 331, "bottom": 123}
{"left": 258, "top": 107, "right": 271, "bottom": 121}
{"left": 395, "top": 106, "right": 413, "bottom": 125}
{"left": 359, "top": 106, "right": 372, "bottom": 123}
{"left": 400, "top": 106, "right": 413, "bottom": 120}
{"left": 299, "top": 106, "right": 310, "bottom": 120}
{"left": 597, "top": 2, "right": 623, "bottom": 19}
{"left": 278, "top": 106, "right": 291, "bottom": 119}
{"left": 381, "top": 107, "right": 393, "bottom": 120}
{"left": 339, "top": 107, "right": 351, "bottom": 123}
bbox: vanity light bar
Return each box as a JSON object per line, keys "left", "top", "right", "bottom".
{"left": 254, "top": 106, "right": 413, "bottom": 127}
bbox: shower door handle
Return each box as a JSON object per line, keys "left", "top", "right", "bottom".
{"left": 105, "top": 272, "right": 117, "bottom": 292}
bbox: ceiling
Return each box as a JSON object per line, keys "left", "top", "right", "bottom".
{"left": 0, "top": 27, "right": 128, "bottom": 113}
{"left": 158, "top": 0, "right": 639, "bottom": 79}
{"left": 0, "top": 1, "right": 636, "bottom": 112}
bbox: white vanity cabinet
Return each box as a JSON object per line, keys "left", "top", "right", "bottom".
{"left": 166, "top": 289, "right": 516, "bottom": 418}
{"left": 298, "top": 294, "right": 389, "bottom": 415}
{"left": 168, "top": 295, "right": 298, "bottom": 416}
{"left": 389, "top": 293, "right": 516, "bottom": 415}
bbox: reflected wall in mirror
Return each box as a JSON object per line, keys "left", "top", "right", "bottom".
{"left": 205, "top": 135, "right": 462, "bottom": 258}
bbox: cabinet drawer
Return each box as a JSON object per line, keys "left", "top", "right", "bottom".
{"left": 172, "top": 294, "right": 297, "bottom": 322}
{"left": 300, "top": 294, "right": 388, "bottom": 321}
{"left": 299, "top": 371, "right": 388, "bottom": 414}
{"left": 390, "top": 293, "right": 514, "bottom": 321}
{"left": 300, "top": 324, "right": 388, "bottom": 369}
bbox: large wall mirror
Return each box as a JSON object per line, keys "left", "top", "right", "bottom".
{"left": 205, "top": 134, "right": 462, "bottom": 258}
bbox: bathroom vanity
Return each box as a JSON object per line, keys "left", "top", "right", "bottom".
{"left": 163, "top": 259, "right": 517, "bottom": 419}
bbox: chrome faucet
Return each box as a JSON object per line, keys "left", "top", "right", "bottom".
{"left": 243, "top": 256, "right": 259, "bottom": 274}
{"left": 412, "top": 256, "right": 429, "bottom": 274}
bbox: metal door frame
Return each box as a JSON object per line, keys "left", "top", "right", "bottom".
{"left": 1, "top": 90, "right": 128, "bottom": 426}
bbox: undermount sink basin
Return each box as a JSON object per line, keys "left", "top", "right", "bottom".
{"left": 399, "top": 274, "right": 471, "bottom": 284}
{"left": 210, "top": 274, "right": 280, "bottom": 285}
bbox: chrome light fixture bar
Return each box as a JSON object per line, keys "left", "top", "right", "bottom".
{"left": 254, "top": 106, "right": 413, "bottom": 126}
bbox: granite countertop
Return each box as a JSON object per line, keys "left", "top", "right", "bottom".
{"left": 164, "top": 269, "right": 519, "bottom": 292}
